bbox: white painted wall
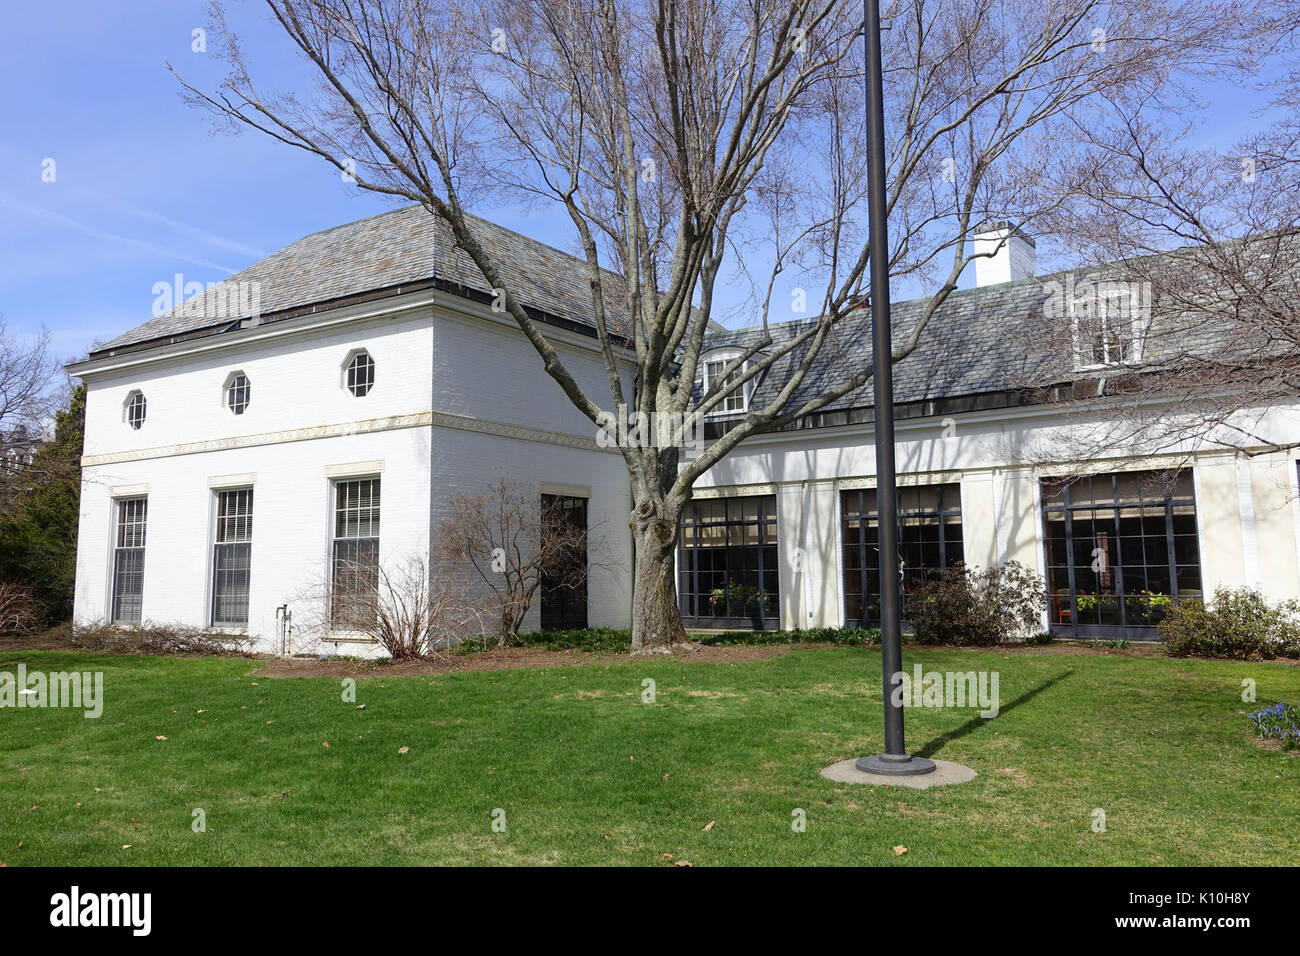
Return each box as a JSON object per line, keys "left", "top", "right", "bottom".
{"left": 688, "top": 402, "right": 1300, "bottom": 630}
{"left": 71, "top": 280, "right": 1300, "bottom": 649}
{"left": 74, "top": 292, "right": 636, "bottom": 656}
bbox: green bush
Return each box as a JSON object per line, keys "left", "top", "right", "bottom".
{"left": 456, "top": 623, "right": 881, "bottom": 654}
{"left": 1159, "top": 587, "right": 1300, "bottom": 660}
{"left": 697, "top": 625, "right": 881, "bottom": 647}
{"left": 903, "top": 561, "right": 1046, "bottom": 646}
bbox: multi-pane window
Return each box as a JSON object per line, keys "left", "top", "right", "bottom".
{"left": 1043, "top": 470, "right": 1201, "bottom": 636}
{"left": 679, "top": 495, "right": 779, "bottom": 626}
{"left": 211, "top": 489, "right": 253, "bottom": 626}
{"left": 225, "top": 373, "right": 251, "bottom": 414}
{"left": 540, "top": 494, "right": 588, "bottom": 630}
{"left": 842, "top": 484, "right": 964, "bottom": 625}
{"left": 704, "top": 359, "right": 747, "bottom": 413}
{"left": 111, "top": 497, "right": 148, "bottom": 623}
{"left": 345, "top": 352, "right": 375, "bottom": 397}
{"left": 331, "top": 478, "right": 381, "bottom": 628}
{"left": 125, "top": 391, "right": 147, "bottom": 430}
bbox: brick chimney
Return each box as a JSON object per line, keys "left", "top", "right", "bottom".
{"left": 973, "top": 220, "right": 1036, "bottom": 286}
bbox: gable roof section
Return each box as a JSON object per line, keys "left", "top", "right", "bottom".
{"left": 92, "top": 204, "right": 634, "bottom": 356}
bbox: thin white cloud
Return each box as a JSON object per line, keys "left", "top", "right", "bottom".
{"left": 105, "top": 199, "right": 269, "bottom": 260}
{"left": 0, "top": 193, "right": 240, "bottom": 274}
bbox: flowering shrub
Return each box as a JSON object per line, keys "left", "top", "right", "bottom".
{"left": 1247, "top": 702, "right": 1300, "bottom": 751}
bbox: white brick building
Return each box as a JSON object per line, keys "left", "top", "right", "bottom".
{"left": 69, "top": 207, "right": 1300, "bottom": 653}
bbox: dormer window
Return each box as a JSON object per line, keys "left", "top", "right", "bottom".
{"left": 704, "top": 355, "right": 748, "bottom": 415}
{"left": 224, "top": 372, "right": 251, "bottom": 414}
{"left": 1048, "top": 272, "right": 1152, "bottom": 370}
{"left": 344, "top": 350, "right": 375, "bottom": 397}
{"left": 124, "top": 390, "right": 147, "bottom": 430}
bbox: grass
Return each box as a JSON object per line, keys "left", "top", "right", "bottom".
{"left": 2, "top": 645, "right": 1298, "bottom": 865}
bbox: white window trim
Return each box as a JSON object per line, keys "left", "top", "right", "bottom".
{"left": 702, "top": 350, "right": 751, "bottom": 416}
{"left": 342, "top": 348, "right": 376, "bottom": 398}
{"left": 1069, "top": 308, "right": 1152, "bottom": 371}
{"left": 327, "top": 474, "right": 382, "bottom": 639}
{"left": 223, "top": 370, "right": 251, "bottom": 415}
{"left": 123, "top": 390, "right": 147, "bottom": 430}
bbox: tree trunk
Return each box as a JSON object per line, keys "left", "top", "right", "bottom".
{"left": 630, "top": 504, "right": 688, "bottom": 653}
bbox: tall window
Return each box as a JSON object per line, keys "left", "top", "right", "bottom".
{"left": 345, "top": 352, "right": 375, "bottom": 397}
{"left": 125, "top": 391, "right": 147, "bottom": 430}
{"left": 331, "top": 477, "right": 381, "bottom": 628}
{"left": 540, "top": 494, "right": 588, "bottom": 630}
{"left": 679, "top": 495, "right": 779, "bottom": 627}
{"left": 111, "top": 497, "right": 148, "bottom": 623}
{"left": 212, "top": 489, "right": 253, "bottom": 626}
{"left": 1043, "top": 470, "right": 1201, "bottom": 636}
{"left": 225, "top": 373, "right": 251, "bottom": 414}
{"left": 842, "top": 483, "right": 964, "bottom": 625}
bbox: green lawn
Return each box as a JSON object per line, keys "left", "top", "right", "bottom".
{"left": 2, "top": 646, "right": 1298, "bottom": 865}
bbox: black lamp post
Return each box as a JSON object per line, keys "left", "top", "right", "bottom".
{"left": 855, "top": 0, "right": 935, "bottom": 777}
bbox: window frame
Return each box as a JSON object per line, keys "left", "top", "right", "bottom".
{"left": 1041, "top": 469, "right": 1200, "bottom": 638}
{"left": 223, "top": 371, "right": 251, "bottom": 415}
{"left": 110, "top": 496, "right": 148, "bottom": 624}
{"left": 210, "top": 487, "right": 254, "bottom": 628}
{"left": 124, "top": 390, "right": 147, "bottom": 430}
{"left": 702, "top": 351, "right": 749, "bottom": 416}
{"left": 329, "top": 476, "right": 382, "bottom": 632}
{"left": 539, "top": 494, "right": 589, "bottom": 630}
{"left": 841, "top": 483, "right": 964, "bottom": 626}
{"left": 343, "top": 350, "right": 376, "bottom": 398}
{"left": 678, "top": 494, "right": 780, "bottom": 629}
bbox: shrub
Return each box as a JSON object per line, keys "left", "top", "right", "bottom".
{"left": 1024, "top": 632, "right": 1056, "bottom": 646}
{"left": 0, "top": 581, "right": 43, "bottom": 634}
{"left": 1159, "top": 587, "right": 1300, "bottom": 660}
{"left": 456, "top": 624, "right": 882, "bottom": 654}
{"left": 697, "top": 625, "right": 882, "bottom": 647}
{"left": 1247, "top": 702, "right": 1300, "bottom": 750}
{"left": 71, "top": 620, "right": 254, "bottom": 656}
{"left": 904, "top": 561, "right": 1046, "bottom": 646}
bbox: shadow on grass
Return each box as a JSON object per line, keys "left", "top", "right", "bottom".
{"left": 912, "top": 670, "right": 1073, "bottom": 760}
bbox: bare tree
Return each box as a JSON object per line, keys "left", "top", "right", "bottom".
{"left": 0, "top": 317, "right": 63, "bottom": 514}
{"left": 174, "top": 0, "right": 1254, "bottom": 649}
{"left": 439, "top": 478, "right": 601, "bottom": 641}
{"left": 298, "top": 550, "right": 491, "bottom": 657}
{"left": 1007, "top": 4, "right": 1300, "bottom": 468}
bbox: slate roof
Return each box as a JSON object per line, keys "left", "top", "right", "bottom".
{"left": 700, "top": 259, "right": 1230, "bottom": 418}
{"left": 699, "top": 279, "right": 1057, "bottom": 416}
{"left": 94, "top": 204, "right": 633, "bottom": 354}
{"left": 94, "top": 201, "right": 1241, "bottom": 422}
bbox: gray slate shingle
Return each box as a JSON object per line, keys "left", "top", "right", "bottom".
{"left": 98, "top": 204, "right": 631, "bottom": 352}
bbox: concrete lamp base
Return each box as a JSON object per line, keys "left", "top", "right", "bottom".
{"left": 856, "top": 753, "right": 936, "bottom": 776}
{"left": 821, "top": 757, "right": 977, "bottom": 790}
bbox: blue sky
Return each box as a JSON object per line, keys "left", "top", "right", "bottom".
{"left": 0, "top": 1, "right": 1277, "bottom": 367}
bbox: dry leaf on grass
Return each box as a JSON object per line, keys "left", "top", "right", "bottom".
{"left": 892, "top": 845, "right": 908, "bottom": 856}
{"left": 398, "top": 746, "right": 409, "bottom": 754}
{"left": 154, "top": 736, "right": 166, "bottom": 741}
{"left": 703, "top": 820, "right": 715, "bottom": 831}
{"left": 321, "top": 741, "right": 330, "bottom": 748}
{"left": 674, "top": 860, "right": 693, "bottom": 867}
